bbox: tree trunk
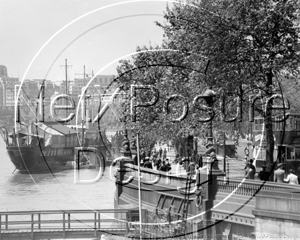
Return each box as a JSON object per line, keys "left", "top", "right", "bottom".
{"left": 265, "top": 70, "right": 274, "bottom": 181}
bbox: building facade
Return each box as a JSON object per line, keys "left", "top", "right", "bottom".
{"left": 0, "top": 65, "right": 19, "bottom": 107}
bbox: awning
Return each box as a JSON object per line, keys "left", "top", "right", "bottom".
{"left": 8, "top": 133, "right": 44, "bottom": 138}
{"left": 8, "top": 132, "right": 27, "bottom": 138}
{"left": 50, "top": 124, "right": 78, "bottom": 135}
{"left": 34, "top": 123, "right": 64, "bottom": 136}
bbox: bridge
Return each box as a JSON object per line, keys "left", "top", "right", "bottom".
{"left": 115, "top": 160, "right": 300, "bottom": 239}
{"left": 0, "top": 209, "right": 132, "bottom": 240}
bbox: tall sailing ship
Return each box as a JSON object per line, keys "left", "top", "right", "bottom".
{"left": 0, "top": 121, "right": 110, "bottom": 173}
{"left": 0, "top": 77, "right": 112, "bottom": 173}
{"left": 1, "top": 122, "right": 78, "bottom": 172}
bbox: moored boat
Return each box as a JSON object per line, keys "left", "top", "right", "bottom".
{"left": 0, "top": 121, "right": 110, "bottom": 173}
{"left": 0, "top": 122, "right": 80, "bottom": 173}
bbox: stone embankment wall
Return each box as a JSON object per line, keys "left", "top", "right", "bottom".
{"left": 253, "top": 190, "right": 300, "bottom": 239}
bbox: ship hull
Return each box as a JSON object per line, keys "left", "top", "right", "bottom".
{"left": 7, "top": 145, "right": 110, "bottom": 173}
{"left": 7, "top": 146, "right": 74, "bottom": 173}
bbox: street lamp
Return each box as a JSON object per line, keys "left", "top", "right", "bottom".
{"left": 119, "top": 94, "right": 132, "bottom": 157}
{"left": 197, "top": 88, "right": 224, "bottom": 172}
{"left": 201, "top": 89, "right": 216, "bottom": 154}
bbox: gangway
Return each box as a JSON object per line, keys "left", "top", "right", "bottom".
{"left": 0, "top": 209, "right": 132, "bottom": 240}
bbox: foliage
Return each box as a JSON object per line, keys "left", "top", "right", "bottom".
{"left": 116, "top": 46, "right": 210, "bottom": 147}
{"left": 117, "top": 0, "right": 300, "bottom": 167}
{"left": 279, "top": 74, "right": 300, "bottom": 112}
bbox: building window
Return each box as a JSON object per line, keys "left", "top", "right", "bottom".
{"left": 296, "top": 120, "right": 300, "bottom": 130}
{"left": 287, "top": 147, "right": 295, "bottom": 160}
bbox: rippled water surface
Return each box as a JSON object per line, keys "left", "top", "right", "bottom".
{"left": 0, "top": 139, "right": 116, "bottom": 212}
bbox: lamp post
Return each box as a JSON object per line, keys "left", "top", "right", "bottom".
{"left": 199, "top": 89, "right": 223, "bottom": 240}
{"left": 119, "top": 94, "right": 131, "bottom": 158}
{"left": 202, "top": 89, "right": 216, "bottom": 154}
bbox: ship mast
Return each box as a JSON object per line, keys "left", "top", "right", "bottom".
{"left": 60, "top": 59, "right": 73, "bottom": 95}
{"left": 76, "top": 65, "right": 92, "bottom": 147}
{"left": 60, "top": 59, "right": 72, "bottom": 119}
{"left": 82, "top": 65, "right": 85, "bottom": 146}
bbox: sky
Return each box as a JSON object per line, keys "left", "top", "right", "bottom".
{"left": 0, "top": 0, "right": 173, "bottom": 83}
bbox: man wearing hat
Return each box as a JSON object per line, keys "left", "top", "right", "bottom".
{"left": 274, "top": 163, "right": 285, "bottom": 183}
{"left": 258, "top": 165, "right": 269, "bottom": 181}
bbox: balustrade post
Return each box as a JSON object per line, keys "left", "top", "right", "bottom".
{"left": 94, "top": 212, "right": 97, "bottom": 237}
{"left": 126, "top": 211, "right": 129, "bottom": 234}
{"left": 68, "top": 213, "right": 70, "bottom": 228}
{"left": 38, "top": 213, "right": 41, "bottom": 229}
{"left": 31, "top": 214, "right": 34, "bottom": 240}
{"left": 5, "top": 215, "right": 7, "bottom": 230}
{"left": 63, "top": 213, "right": 65, "bottom": 238}
{"left": 98, "top": 213, "right": 100, "bottom": 229}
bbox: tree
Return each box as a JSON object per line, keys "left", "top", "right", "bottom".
{"left": 117, "top": 0, "right": 300, "bottom": 170}
{"left": 117, "top": 46, "right": 210, "bottom": 152}
{"left": 280, "top": 74, "right": 300, "bottom": 112}
{"left": 157, "top": 0, "right": 300, "bottom": 169}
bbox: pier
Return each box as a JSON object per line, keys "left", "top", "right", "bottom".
{"left": 0, "top": 209, "right": 131, "bottom": 240}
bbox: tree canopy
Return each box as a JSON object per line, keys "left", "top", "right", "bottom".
{"left": 116, "top": 0, "right": 300, "bottom": 164}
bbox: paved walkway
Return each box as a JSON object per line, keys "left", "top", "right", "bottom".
{"left": 151, "top": 141, "right": 248, "bottom": 178}
{"left": 153, "top": 142, "right": 176, "bottom": 160}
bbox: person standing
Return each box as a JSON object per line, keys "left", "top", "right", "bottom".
{"left": 159, "top": 161, "right": 168, "bottom": 172}
{"left": 209, "top": 152, "right": 218, "bottom": 170}
{"left": 174, "top": 153, "right": 180, "bottom": 164}
{"left": 284, "top": 169, "right": 299, "bottom": 185}
{"left": 198, "top": 154, "right": 203, "bottom": 168}
{"left": 257, "top": 165, "right": 269, "bottom": 181}
{"left": 163, "top": 148, "right": 167, "bottom": 160}
{"left": 165, "top": 159, "right": 172, "bottom": 172}
{"left": 159, "top": 147, "right": 163, "bottom": 158}
{"left": 249, "top": 159, "right": 256, "bottom": 176}
{"left": 154, "top": 158, "right": 161, "bottom": 170}
{"left": 141, "top": 151, "right": 146, "bottom": 161}
{"left": 143, "top": 157, "right": 153, "bottom": 169}
{"left": 245, "top": 163, "right": 255, "bottom": 179}
{"left": 152, "top": 149, "right": 157, "bottom": 161}
{"left": 187, "top": 159, "right": 196, "bottom": 176}
{"left": 274, "top": 163, "right": 285, "bottom": 183}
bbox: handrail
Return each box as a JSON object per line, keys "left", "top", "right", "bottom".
{"left": 0, "top": 208, "right": 130, "bottom": 215}
{"left": 217, "top": 178, "right": 300, "bottom": 196}
{"left": 124, "top": 163, "right": 193, "bottom": 187}
{"left": 122, "top": 163, "right": 300, "bottom": 196}
{"left": 0, "top": 209, "right": 131, "bottom": 238}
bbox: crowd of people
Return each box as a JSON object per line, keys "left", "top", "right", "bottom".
{"left": 244, "top": 159, "right": 299, "bottom": 185}
{"left": 139, "top": 157, "right": 172, "bottom": 172}
{"left": 138, "top": 146, "right": 299, "bottom": 185}
{"left": 135, "top": 147, "right": 172, "bottom": 172}
{"left": 274, "top": 163, "right": 299, "bottom": 185}
{"left": 137, "top": 147, "right": 219, "bottom": 176}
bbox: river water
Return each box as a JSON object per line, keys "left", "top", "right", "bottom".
{"left": 0, "top": 138, "right": 116, "bottom": 212}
